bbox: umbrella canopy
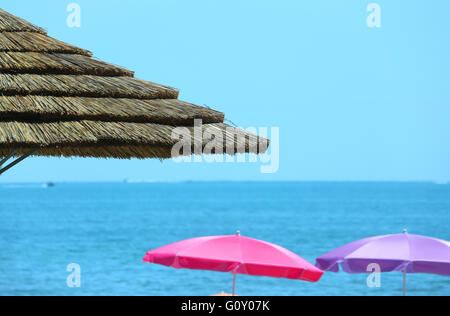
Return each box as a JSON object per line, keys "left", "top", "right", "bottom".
{"left": 316, "top": 230, "right": 450, "bottom": 295}
{"left": 0, "top": 9, "right": 268, "bottom": 172}
{"left": 143, "top": 232, "right": 323, "bottom": 295}
{"left": 316, "top": 231, "right": 450, "bottom": 275}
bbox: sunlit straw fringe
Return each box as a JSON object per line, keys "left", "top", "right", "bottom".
{"left": 0, "top": 122, "right": 268, "bottom": 158}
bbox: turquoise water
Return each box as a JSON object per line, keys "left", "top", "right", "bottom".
{"left": 0, "top": 182, "right": 449, "bottom": 296}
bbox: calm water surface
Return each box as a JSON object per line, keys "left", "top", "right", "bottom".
{"left": 0, "top": 182, "right": 449, "bottom": 296}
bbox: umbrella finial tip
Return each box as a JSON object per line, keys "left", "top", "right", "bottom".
{"left": 403, "top": 229, "right": 408, "bottom": 234}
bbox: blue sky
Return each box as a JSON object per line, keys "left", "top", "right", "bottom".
{"left": 1, "top": 0, "right": 449, "bottom": 182}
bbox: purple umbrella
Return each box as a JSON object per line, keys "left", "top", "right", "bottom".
{"left": 316, "top": 230, "right": 450, "bottom": 296}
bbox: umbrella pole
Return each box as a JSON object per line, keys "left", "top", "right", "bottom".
{"left": 403, "top": 269, "right": 407, "bottom": 297}
{"left": 0, "top": 149, "right": 38, "bottom": 176}
{"left": 231, "top": 259, "right": 240, "bottom": 296}
{"left": 232, "top": 272, "right": 237, "bottom": 296}
{"left": 0, "top": 149, "right": 19, "bottom": 168}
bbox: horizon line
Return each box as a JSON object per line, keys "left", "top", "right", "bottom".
{"left": 0, "top": 180, "right": 448, "bottom": 185}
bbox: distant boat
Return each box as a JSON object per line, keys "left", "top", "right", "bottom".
{"left": 44, "top": 182, "right": 56, "bottom": 188}
{"left": 124, "top": 179, "right": 156, "bottom": 183}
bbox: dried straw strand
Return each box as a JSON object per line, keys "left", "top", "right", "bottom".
{"left": 0, "top": 52, "right": 133, "bottom": 76}
{"left": 0, "top": 9, "right": 46, "bottom": 34}
{"left": 0, "top": 96, "right": 224, "bottom": 125}
{"left": 0, "top": 73, "right": 179, "bottom": 99}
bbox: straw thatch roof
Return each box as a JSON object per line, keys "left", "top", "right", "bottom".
{"left": 0, "top": 8, "right": 269, "bottom": 160}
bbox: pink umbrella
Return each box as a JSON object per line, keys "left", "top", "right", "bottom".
{"left": 143, "top": 232, "right": 323, "bottom": 295}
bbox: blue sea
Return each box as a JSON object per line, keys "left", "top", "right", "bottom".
{"left": 0, "top": 182, "right": 449, "bottom": 296}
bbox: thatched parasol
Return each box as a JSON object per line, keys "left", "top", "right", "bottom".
{"left": 0, "top": 9, "right": 268, "bottom": 175}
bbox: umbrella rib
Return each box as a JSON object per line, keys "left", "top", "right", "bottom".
{"left": 405, "top": 233, "right": 412, "bottom": 270}
{"left": 0, "top": 148, "right": 38, "bottom": 176}
{"left": 172, "top": 238, "right": 216, "bottom": 268}
{"left": 327, "top": 235, "right": 396, "bottom": 273}
{"left": 0, "top": 149, "right": 19, "bottom": 167}
{"left": 343, "top": 235, "right": 393, "bottom": 261}
{"left": 237, "top": 236, "right": 244, "bottom": 269}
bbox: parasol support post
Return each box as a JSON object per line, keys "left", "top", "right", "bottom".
{"left": 231, "top": 263, "right": 240, "bottom": 296}
{"left": 403, "top": 269, "right": 407, "bottom": 297}
{"left": 0, "top": 149, "right": 19, "bottom": 168}
{"left": 232, "top": 272, "right": 237, "bottom": 296}
{"left": 0, "top": 149, "right": 38, "bottom": 176}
